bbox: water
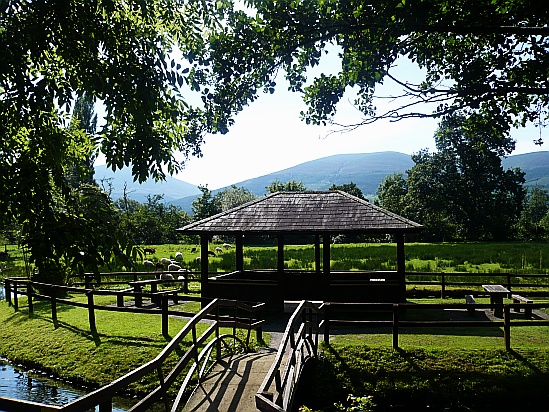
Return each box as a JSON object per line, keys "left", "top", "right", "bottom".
{"left": 0, "top": 359, "right": 131, "bottom": 411}
{"left": 0, "top": 285, "right": 130, "bottom": 411}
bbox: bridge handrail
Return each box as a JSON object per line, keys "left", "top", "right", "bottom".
{"left": 57, "top": 298, "right": 264, "bottom": 412}
{"left": 256, "top": 300, "right": 323, "bottom": 412}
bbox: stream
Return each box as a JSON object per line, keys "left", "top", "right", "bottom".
{"left": 0, "top": 286, "right": 131, "bottom": 411}
{"left": 0, "top": 358, "right": 132, "bottom": 411}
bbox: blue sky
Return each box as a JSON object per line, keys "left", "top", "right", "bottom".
{"left": 173, "top": 57, "right": 546, "bottom": 189}
{"left": 95, "top": 52, "right": 547, "bottom": 190}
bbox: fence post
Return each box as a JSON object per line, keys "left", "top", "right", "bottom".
{"left": 87, "top": 290, "right": 97, "bottom": 334}
{"left": 504, "top": 305, "right": 511, "bottom": 350}
{"left": 27, "top": 282, "right": 33, "bottom": 314}
{"left": 13, "top": 282, "right": 18, "bottom": 311}
{"left": 162, "top": 294, "right": 169, "bottom": 336}
{"left": 323, "top": 303, "right": 330, "bottom": 344}
{"left": 5, "top": 278, "right": 11, "bottom": 305}
{"left": 392, "top": 304, "right": 399, "bottom": 349}
{"left": 440, "top": 273, "right": 446, "bottom": 299}
{"left": 506, "top": 274, "right": 512, "bottom": 291}
{"left": 51, "top": 285, "right": 57, "bottom": 324}
{"left": 84, "top": 275, "right": 92, "bottom": 290}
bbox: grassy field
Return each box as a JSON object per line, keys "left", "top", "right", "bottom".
{"left": 138, "top": 241, "right": 549, "bottom": 274}
{"left": 1, "top": 241, "right": 549, "bottom": 410}
{"left": 2, "top": 241, "right": 549, "bottom": 279}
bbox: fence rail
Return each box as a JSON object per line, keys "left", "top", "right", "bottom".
{"left": 322, "top": 301, "right": 549, "bottom": 350}
{"left": 3, "top": 276, "right": 264, "bottom": 341}
{"left": 0, "top": 284, "right": 265, "bottom": 412}
{"left": 405, "top": 272, "right": 549, "bottom": 297}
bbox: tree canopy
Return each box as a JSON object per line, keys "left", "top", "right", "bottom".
{"left": 195, "top": 0, "right": 549, "bottom": 141}
{"left": 0, "top": 0, "right": 221, "bottom": 279}
{"left": 266, "top": 180, "right": 307, "bottom": 193}
{"left": 2, "top": 0, "right": 548, "bottom": 278}
{"left": 377, "top": 113, "right": 526, "bottom": 241}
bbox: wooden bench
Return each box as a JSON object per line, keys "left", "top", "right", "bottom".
{"left": 511, "top": 294, "right": 533, "bottom": 319}
{"left": 116, "top": 288, "right": 134, "bottom": 307}
{"left": 465, "top": 294, "right": 476, "bottom": 314}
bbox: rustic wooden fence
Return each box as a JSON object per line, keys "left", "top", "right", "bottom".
{"left": 322, "top": 301, "right": 549, "bottom": 350}
{"left": 3, "top": 276, "right": 263, "bottom": 338}
{"left": 405, "top": 272, "right": 549, "bottom": 297}
{"left": 12, "top": 299, "right": 263, "bottom": 412}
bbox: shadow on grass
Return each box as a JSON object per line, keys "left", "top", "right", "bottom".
{"left": 508, "top": 349, "right": 543, "bottom": 374}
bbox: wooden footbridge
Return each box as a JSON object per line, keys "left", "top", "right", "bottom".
{"left": 60, "top": 299, "right": 322, "bottom": 412}
{"left": 1, "top": 278, "right": 324, "bottom": 412}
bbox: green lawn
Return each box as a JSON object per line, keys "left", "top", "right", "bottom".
{"left": 0, "top": 292, "right": 246, "bottom": 403}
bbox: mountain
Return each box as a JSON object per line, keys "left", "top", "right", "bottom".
{"left": 502, "top": 151, "right": 549, "bottom": 188}
{"left": 169, "top": 152, "right": 415, "bottom": 212}
{"left": 93, "top": 164, "right": 201, "bottom": 203}
{"left": 229, "top": 151, "right": 414, "bottom": 196}
{"left": 96, "top": 151, "right": 549, "bottom": 214}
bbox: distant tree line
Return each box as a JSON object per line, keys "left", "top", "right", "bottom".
{"left": 376, "top": 113, "right": 548, "bottom": 241}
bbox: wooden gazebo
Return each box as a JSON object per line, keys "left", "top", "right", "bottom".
{"left": 177, "top": 191, "right": 423, "bottom": 310}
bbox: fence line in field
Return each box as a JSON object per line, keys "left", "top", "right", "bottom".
{"left": 2, "top": 276, "right": 263, "bottom": 339}
{"left": 321, "top": 301, "right": 549, "bottom": 350}
{"left": 405, "top": 271, "right": 549, "bottom": 297}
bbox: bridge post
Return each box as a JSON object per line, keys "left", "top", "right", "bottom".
{"left": 162, "top": 294, "right": 169, "bottom": 336}
{"left": 98, "top": 400, "right": 113, "bottom": 412}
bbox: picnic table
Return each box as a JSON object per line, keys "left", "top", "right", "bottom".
{"left": 129, "top": 279, "right": 166, "bottom": 306}
{"left": 482, "top": 284, "right": 510, "bottom": 318}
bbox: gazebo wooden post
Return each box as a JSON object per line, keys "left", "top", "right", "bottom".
{"left": 277, "top": 234, "right": 285, "bottom": 274}
{"left": 277, "top": 234, "right": 285, "bottom": 302}
{"left": 200, "top": 235, "right": 209, "bottom": 301}
{"left": 322, "top": 233, "right": 331, "bottom": 300}
{"left": 235, "top": 233, "right": 244, "bottom": 272}
{"left": 314, "top": 234, "right": 321, "bottom": 274}
{"left": 395, "top": 232, "right": 406, "bottom": 301}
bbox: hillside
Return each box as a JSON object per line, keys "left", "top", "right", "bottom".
{"left": 230, "top": 151, "right": 414, "bottom": 196}
{"left": 502, "top": 151, "right": 549, "bottom": 187}
{"left": 93, "top": 164, "right": 201, "bottom": 203}
{"left": 95, "top": 151, "right": 549, "bottom": 214}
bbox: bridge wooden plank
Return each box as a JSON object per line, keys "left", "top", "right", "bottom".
{"left": 183, "top": 351, "right": 276, "bottom": 412}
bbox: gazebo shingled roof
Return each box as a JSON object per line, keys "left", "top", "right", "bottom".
{"left": 177, "top": 191, "right": 422, "bottom": 309}
{"left": 177, "top": 190, "right": 422, "bottom": 234}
